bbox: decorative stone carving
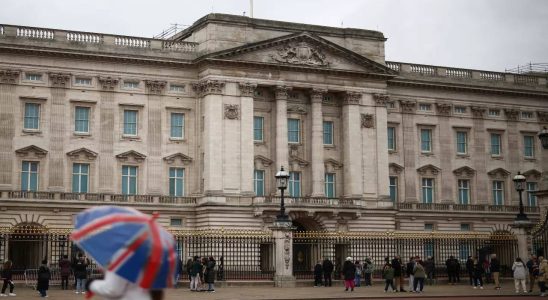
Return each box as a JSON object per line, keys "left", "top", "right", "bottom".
{"left": 324, "top": 158, "right": 343, "bottom": 172}
{"left": 254, "top": 155, "right": 273, "bottom": 168}
{"left": 523, "top": 169, "right": 542, "bottom": 180}
{"left": 373, "top": 93, "right": 390, "bottom": 106}
{"left": 417, "top": 164, "right": 441, "bottom": 176}
{"left": 145, "top": 80, "right": 167, "bottom": 94}
{"left": 537, "top": 111, "right": 548, "bottom": 123}
{"left": 287, "top": 104, "right": 307, "bottom": 114}
{"left": 399, "top": 100, "right": 417, "bottom": 113}
{"left": 310, "top": 88, "right": 327, "bottom": 103}
{"left": 0, "top": 69, "right": 20, "bottom": 84}
{"left": 275, "top": 86, "right": 291, "bottom": 99}
{"left": 98, "top": 76, "right": 119, "bottom": 90}
{"left": 163, "top": 153, "right": 193, "bottom": 165}
{"left": 66, "top": 148, "right": 98, "bottom": 161}
{"left": 192, "top": 80, "right": 225, "bottom": 97}
{"left": 343, "top": 92, "right": 361, "bottom": 105}
{"left": 289, "top": 144, "right": 299, "bottom": 157}
{"left": 224, "top": 104, "right": 240, "bottom": 120}
{"left": 271, "top": 41, "right": 329, "bottom": 67}
{"left": 238, "top": 82, "right": 257, "bottom": 97}
{"left": 15, "top": 145, "right": 48, "bottom": 158}
{"left": 436, "top": 103, "right": 452, "bottom": 116}
{"left": 283, "top": 232, "right": 291, "bottom": 269}
{"left": 453, "top": 166, "right": 476, "bottom": 178}
{"left": 504, "top": 108, "right": 519, "bottom": 121}
{"left": 289, "top": 155, "right": 309, "bottom": 167}
{"left": 115, "top": 150, "right": 146, "bottom": 163}
{"left": 389, "top": 163, "right": 404, "bottom": 175}
{"left": 470, "top": 106, "right": 486, "bottom": 118}
{"left": 487, "top": 168, "right": 511, "bottom": 179}
{"left": 361, "top": 113, "right": 375, "bottom": 128}
{"left": 49, "top": 73, "right": 71, "bottom": 88}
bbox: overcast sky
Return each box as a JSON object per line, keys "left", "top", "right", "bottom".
{"left": 1, "top": 0, "right": 547, "bottom": 72}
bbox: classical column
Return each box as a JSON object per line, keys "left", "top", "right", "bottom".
{"left": 505, "top": 108, "right": 520, "bottom": 204}
{"left": 48, "top": 73, "right": 71, "bottom": 192}
{"left": 436, "top": 103, "right": 453, "bottom": 202}
{"left": 310, "top": 88, "right": 327, "bottom": 197}
{"left": 239, "top": 82, "right": 257, "bottom": 196}
{"left": 145, "top": 80, "right": 166, "bottom": 195}
{"left": 374, "top": 94, "right": 390, "bottom": 201}
{"left": 400, "top": 100, "right": 418, "bottom": 202}
{"left": 471, "top": 106, "right": 488, "bottom": 203}
{"left": 0, "top": 69, "right": 20, "bottom": 190}
{"left": 97, "top": 77, "right": 119, "bottom": 193}
{"left": 275, "top": 86, "right": 291, "bottom": 173}
{"left": 342, "top": 91, "right": 363, "bottom": 198}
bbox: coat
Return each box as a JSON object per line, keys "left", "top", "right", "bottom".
{"left": 413, "top": 263, "right": 426, "bottom": 279}
{"left": 1, "top": 268, "right": 13, "bottom": 281}
{"left": 314, "top": 264, "right": 323, "bottom": 276}
{"left": 36, "top": 265, "right": 50, "bottom": 291}
{"left": 424, "top": 259, "right": 435, "bottom": 275}
{"left": 406, "top": 261, "right": 415, "bottom": 276}
{"left": 89, "top": 271, "right": 151, "bottom": 300}
{"left": 73, "top": 259, "right": 88, "bottom": 279}
{"left": 473, "top": 263, "right": 484, "bottom": 277}
{"left": 512, "top": 262, "right": 527, "bottom": 280}
{"left": 205, "top": 260, "right": 216, "bottom": 283}
{"left": 322, "top": 259, "right": 334, "bottom": 274}
{"left": 190, "top": 261, "right": 202, "bottom": 277}
{"left": 342, "top": 261, "right": 356, "bottom": 280}
{"left": 539, "top": 260, "right": 548, "bottom": 282}
{"left": 59, "top": 258, "right": 71, "bottom": 277}
{"left": 364, "top": 261, "right": 374, "bottom": 274}
{"left": 491, "top": 258, "right": 501, "bottom": 273}
{"left": 383, "top": 265, "right": 395, "bottom": 280}
{"left": 391, "top": 258, "right": 402, "bottom": 277}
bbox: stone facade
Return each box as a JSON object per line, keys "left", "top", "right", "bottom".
{"left": 0, "top": 14, "right": 546, "bottom": 242}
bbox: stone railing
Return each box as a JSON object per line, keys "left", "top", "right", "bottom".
{"left": 0, "top": 24, "right": 198, "bottom": 53}
{"left": 253, "top": 196, "right": 365, "bottom": 207}
{"left": 397, "top": 202, "right": 540, "bottom": 213}
{"left": 0, "top": 190, "right": 197, "bottom": 205}
{"left": 386, "top": 61, "right": 547, "bottom": 87}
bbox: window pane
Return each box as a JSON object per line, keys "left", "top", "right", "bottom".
{"left": 389, "top": 176, "right": 397, "bottom": 202}
{"left": 323, "top": 121, "right": 333, "bottom": 145}
{"left": 527, "top": 182, "right": 537, "bottom": 206}
{"left": 421, "top": 129, "right": 431, "bottom": 152}
{"left": 123, "top": 110, "right": 137, "bottom": 135}
{"left": 524, "top": 136, "right": 534, "bottom": 157}
{"left": 254, "top": 117, "right": 264, "bottom": 142}
{"left": 457, "top": 132, "right": 467, "bottom": 154}
{"left": 289, "top": 172, "right": 301, "bottom": 197}
{"left": 24, "top": 103, "right": 40, "bottom": 129}
{"left": 325, "top": 173, "right": 335, "bottom": 198}
{"left": 75, "top": 107, "right": 90, "bottom": 133}
{"left": 491, "top": 134, "right": 501, "bottom": 155}
{"left": 387, "top": 127, "right": 395, "bottom": 150}
{"left": 21, "top": 170, "right": 28, "bottom": 191}
{"left": 288, "top": 119, "right": 300, "bottom": 143}
{"left": 170, "top": 113, "right": 184, "bottom": 138}
{"left": 254, "top": 170, "right": 265, "bottom": 197}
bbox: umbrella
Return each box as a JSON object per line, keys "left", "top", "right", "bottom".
{"left": 71, "top": 206, "right": 177, "bottom": 289}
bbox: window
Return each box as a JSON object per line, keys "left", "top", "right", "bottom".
{"left": 527, "top": 182, "right": 538, "bottom": 206}
{"left": 460, "top": 224, "right": 471, "bottom": 231}
{"left": 254, "top": 170, "right": 265, "bottom": 196}
{"left": 424, "top": 223, "right": 434, "bottom": 231}
{"left": 24, "top": 103, "right": 40, "bottom": 130}
{"left": 72, "top": 163, "right": 89, "bottom": 193}
{"left": 421, "top": 178, "right": 434, "bottom": 203}
{"left": 389, "top": 176, "right": 398, "bottom": 202}
{"left": 170, "top": 113, "right": 184, "bottom": 139}
{"left": 25, "top": 73, "right": 42, "bottom": 81}
{"left": 123, "top": 110, "right": 138, "bottom": 136}
{"left": 169, "top": 84, "right": 185, "bottom": 92}
{"left": 456, "top": 131, "right": 468, "bottom": 154}
{"left": 488, "top": 109, "right": 500, "bottom": 117}
{"left": 387, "top": 127, "right": 396, "bottom": 151}
{"left": 325, "top": 173, "right": 335, "bottom": 198}
{"left": 75, "top": 107, "right": 90, "bottom": 133}
{"left": 288, "top": 118, "right": 300, "bottom": 143}
{"left": 169, "top": 167, "right": 184, "bottom": 197}
{"left": 458, "top": 179, "right": 470, "bottom": 204}
{"left": 420, "top": 129, "right": 432, "bottom": 152}
{"left": 170, "top": 218, "right": 183, "bottom": 226}
{"left": 419, "top": 103, "right": 432, "bottom": 111}
{"left": 454, "top": 106, "right": 466, "bottom": 114}
{"left": 254, "top": 117, "right": 264, "bottom": 142}
{"left": 490, "top": 133, "right": 502, "bottom": 156}
{"left": 123, "top": 81, "right": 139, "bottom": 89}
{"left": 288, "top": 172, "right": 301, "bottom": 197}
{"left": 323, "top": 121, "right": 333, "bottom": 145}
{"left": 122, "top": 166, "right": 138, "bottom": 195}
{"left": 75, "top": 78, "right": 92, "bottom": 85}
{"left": 387, "top": 102, "right": 396, "bottom": 109}
{"left": 492, "top": 181, "right": 504, "bottom": 205}
{"left": 524, "top": 135, "right": 535, "bottom": 158}
{"left": 21, "top": 161, "right": 39, "bottom": 191}
{"left": 521, "top": 111, "right": 533, "bottom": 119}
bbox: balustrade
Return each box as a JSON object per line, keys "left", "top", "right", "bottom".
{"left": 66, "top": 32, "right": 102, "bottom": 43}
{"left": 410, "top": 64, "right": 436, "bottom": 75}
{"left": 397, "top": 202, "right": 539, "bottom": 213}
{"left": 480, "top": 71, "right": 505, "bottom": 81}
{"left": 446, "top": 68, "right": 472, "bottom": 78}
{"left": 515, "top": 75, "right": 539, "bottom": 85}
{"left": 114, "top": 36, "right": 150, "bottom": 48}
{"left": 162, "top": 41, "right": 197, "bottom": 52}
{"left": 386, "top": 61, "right": 401, "bottom": 72}
{"left": 17, "top": 27, "right": 54, "bottom": 39}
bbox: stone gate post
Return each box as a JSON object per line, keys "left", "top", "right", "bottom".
{"left": 513, "top": 221, "right": 533, "bottom": 259}
{"left": 271, "top": 222, "right": 296, "bottom": 287}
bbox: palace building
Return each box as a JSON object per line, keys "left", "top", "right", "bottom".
{"left": 0, "top": 14, "right": 546, "bottom": 269}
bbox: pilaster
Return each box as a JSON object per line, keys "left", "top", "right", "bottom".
{"left": 145, "top": 80, "right": 167, "bottom": 194}
{"left": 506, "top": 108, "right": 520, "bottom": 205}
{"left": 0, "top": 69, "right": 19, "bottom": 189}
{"left": 342, "top": 91, "right": 363, "bottom": 198}
{"left": 310, "top": 88, "right": 327, "bottom": 197}
{"left": 97, "top": 76, "right": 118, "bottom": 193}
{"left": 399, "top": 99, "right": 418, "bottom": 202}
{"left": 275, "top": 86, "right": 291, "bottom": 175}
{"left": 374, "top": 94, "right": 390, "bottom": 202}
{"left": 437, "top": 103, "right": 453, "bottom": 202}
{"left": 239, "top": 82, "right": 257, "bottom": 196}
{"left": 471, "top": 106, "right": 488, "bottom": 203}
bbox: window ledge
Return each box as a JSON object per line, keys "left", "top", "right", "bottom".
{"left": 324, "top": 144, "right": 336, "bottom": 149}
{"left": 420, "top": 152, "right": 434, "bottom": 157}
{"left": 169, "top": 137, "right": 186, "bottom": 143}
{"left": 22, "top": 129, "right": 42, "bottom": 135}
{"left": 121, "top": 135, "right": 141, "bottom": 141}
{"left": 388, "top": 150, "right": 398, "bottom": 154}
{"left": 254, "top": 141, "right": 265, "bottom": 146}
{"left": 491, "top": 155, "right": 504, "bottom": 160}
{"left": 456, "top": 154, "right": 470, "bottom": 159}
{"left": 524, "top": 157, "right": 537, "bottom": 162}
{"left": 74, "top": 132, "right": 91, "bottom": 137}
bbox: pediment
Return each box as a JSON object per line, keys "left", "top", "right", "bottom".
{"left": 417, "top": 164, "right": 441, "bottom": 176}
{"left": 487, "top": 168, "right": 511, "bottom": 179}
{"left": 15, "top": 145, "right": 48, "bottom": 158}
{"left": 289, "top": 155, "right": 310, "bottom": 167}
{"left": 523, "top": 169, "right": 542, "bottom": 180}
{"left": 115, "top": 150, "right": 146, "bottom": 163}
{"left": 324, "top": 158, "right": 343, "bottom": 172}
{"left": 163, "top": 153, "right": 193, "bottom": 165}
{"left": 389, "top": 163, "right": 404, "bottom": 175}
{"left": 453, "top": 166, "right": 475, "bottom": 178}
{"left": 66, "top": 148, "right": 98, "bottom": 160}
{"left": 254, "top": 155, "right": 273, "bottom": 168}
{"left": 203, "top": 32, "right": 394, "bottom": 76}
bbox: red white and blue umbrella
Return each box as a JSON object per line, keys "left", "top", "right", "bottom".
{"left": 71, "top": 206, "right": 177, "bottom": 289}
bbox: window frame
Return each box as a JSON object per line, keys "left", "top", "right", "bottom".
{"left": 168, "top": 167, "right": 185, "bottom": 197}
{"left": 420, "top": 128, "right": 433, "bottom": 153}
{"left": 527, "top": 182, "right": 538, "bottom": 206}
{"left": 254, "top": 169, "right": 265, "bottom": 196}
{"left": 72, "top": 163, "right": 90, "bottom": 193}
{"left": 288, "top": 171, "right": 301, "bottom": 197}
{"left": 457, "top": 179, "right": 470, "bottom": 205}
{"left": 454, "top": 106, "right": 467, "bottom": 114}
{"left": 170, "top": 112, "right": 185, "bottom": 140}
{"left": 389, "top": 176, "right": 398, "bottom": 202}
{"left": 74, "top": 106, "right": 91, "bottom": 134}
{"left": 456, "top": 131, "right": 468, "bottom": 155}
{"left": 23, "top": 102, "right": 41, "bottom": 131}
{"left": 21, "top": 161, "right": 39, "bottom": 191}
{"left": 492, "top": 180, "right": 504, "bottom": 205}
{"left": 421, "top": 178, "right": 435, "bottom": 203}
{"left": 387, "top": 126, "right": 396, "bottom": 151}
{"left": 287, "top": 118, "right": 301, "bottom": 144}
{"left": 121, "top": 165, "right": 138, "bottom": 195}
{"left": 418, "top": 103, "right": 432, "bottom": 112}
{"left": 325, "top": 173, "right": 336, "bottom": 198}
{"left": 523, "top": 135, "right": 535, "bottom": 158}
{"left": 74, "top": 77, "right": 92, "bottom": 86}
{"left": 24, "top": 73, "right": 43, "bottom": 82}
{"left": 254, "top": 116, "right": 264, "bottom": 142}
{"left": 122, "top": 80, "right": 140, "bottom": 89}
{"left": 323, "top": 121, "right": 334, "bottom": 146}
{"left": 123, "top": 109, "right": 139, "bottom": 136}
{"left": 490, "top": 132, "right": 502, "bottom": 156}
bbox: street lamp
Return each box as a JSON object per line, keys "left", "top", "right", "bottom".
{"left": 275, "top": 166, "right": 290, "bottom": 223}
{"left": 539, "top": 126, "right": 548, "bottom": 150}
{"left": 513, "top": 171, "right": 529, "bottom": 222}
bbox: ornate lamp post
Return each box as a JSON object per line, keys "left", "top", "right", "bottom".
{"left": 275, "top": 166, "right": 290, "bottom": 223}
{"left": 513, "top": 172, "right": 529, "bottom": 222}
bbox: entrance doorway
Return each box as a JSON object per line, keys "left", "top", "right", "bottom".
{"left": 292, "top": 218, "right": 325, "bottom": 279}
{"left": 8, "top": 223, "right": 47, "bottom": 270}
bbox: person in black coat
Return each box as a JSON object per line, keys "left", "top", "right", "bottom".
{"left": 1, "top": 260, "right": 15, "bottom": 296}
{"left": 204, "top": 256, "right": 216, "bottom": 292}
{"left": 73, "top": 255, "right": 89, "bottom": 294}
{"left": 472, "top": 259, "right": 484, "bottom": 288}
{"left": 342, "top": 257, "right": 357, "bottom": 292}
{"left": 322, "top": 258, "right": 334, "bottom": 287}
{"left": 37, "top": 260, "right": 51, "bottom": 298}
{"left": 391, "top": 255, "right": 405, "bottom": 292}
{"left": 313, "top": 261, "right": 323, "bottom": 287}
{"left": 466, "top": 256, "right": 474, "bottom": 286}
{"left": 445, "top": 256, "right": 458, "bottom": 285}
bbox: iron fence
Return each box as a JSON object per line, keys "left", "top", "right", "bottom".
{"left": 532, "top": 210, "right": 548, "bottom": 257}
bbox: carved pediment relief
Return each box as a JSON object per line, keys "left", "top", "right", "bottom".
{"left": 487, "top": 168, "right": 511, "bottom": 179}
{"left": 324, "top": 158, "right": 343, "bottom": 172}
{"left": 15, "top": 145, "right": 48, "bottom": 158}
{"left": 163, "top": 153, "right": 193, "bottom": 165}
{"left": 287, "top": 104, "right": 307, "bottom": 114}
{"left": 389, "top": 163, "right": 404, "bottom": 175}
{"left": 66, "top": 148, "right": 98, "bottom": 160}
{"left": 417, "top": 164, "right": 441, "bottom": 176}
{"left": 254, "top": 155, "right": 273, "bottom": 168}
{"left": 453, "top": 166, "right": 475, "bottom": 178}
{"left": 523, "top": 169, "right": 541, "bottom": 180}
{"left": 115, "top": 150, "right": 146, "bottom": 163}
{"left": 289, "top": 155, "right": 309, "bottom": 168}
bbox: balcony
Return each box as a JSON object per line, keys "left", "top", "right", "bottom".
{"left": 397, "top": 202, "right": 540, "bottom": 214}
{"left": 252, "top": 196, "right": 366, "bottom": 208}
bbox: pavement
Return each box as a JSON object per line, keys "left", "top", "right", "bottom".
{"left": 7, "top": 281, "right": 548, "bottom": 299}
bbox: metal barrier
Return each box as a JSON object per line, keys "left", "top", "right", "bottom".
{"left": 23, "top": 267, "right": 103, "bottom": 289}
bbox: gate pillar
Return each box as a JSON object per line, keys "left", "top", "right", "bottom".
{"left": 513, "top": 221, "right": 533, "bottom": 259}
{"left": 271, "top": 222, "right": 296, "bottom": 287}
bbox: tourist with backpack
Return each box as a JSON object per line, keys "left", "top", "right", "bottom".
{"left": 513, "top": 257, "right": 528, "bottom": 293}
{"left": 383, "top": 262, "right": 396, "bottom": 292}
{"left": 37, "top": 260, "right": 51, "bottom": 298}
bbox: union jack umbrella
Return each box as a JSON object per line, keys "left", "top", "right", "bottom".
{"left": 71, "top": 206, "right": 177, "bottom": 289}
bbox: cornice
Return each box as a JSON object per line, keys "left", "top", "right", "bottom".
{"left": 98, "top": 76, "right": 119, "bottom": 90}
{"left": 0, "top": 69, "right": 20, "bottom": 84}
{"left": 49, "top": 72, "right": 71, "bottom": 88}
{"left": 238, "top": 82, "right": 257, "bottom": 97}
{"left": 145, "top": 80, "right": 167, "bottom": 95}
{"left": 343, "top": 91, "right": 361, "bottom": 105}
{"left": 373, "top": 93, "right": 390, "bottom": 106}
{"left": 192, "top": 80, "right": 225, "bottom": 97}
{"left": 310, "top": 88, "right": 328, "bottom": 103}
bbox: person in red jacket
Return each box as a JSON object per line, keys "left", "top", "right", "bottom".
{"left": 59, "top": 255, "right": 72, "bottom": 290}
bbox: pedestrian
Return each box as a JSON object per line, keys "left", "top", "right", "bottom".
{"left": 526, "top": 254, "right": 539, "bottom": 293}
{"left": 472, "top": 258, "right": 484, "bottom": 289}
{"left": 354, "top": 260, "right": 363, "bottom": 287}
{"left": 73, "top": 254, "right": 89, "bottom": 294}
{"left": 424, "top": 256, "right": 435, "bottom": 285}
{"left": 382, "top": 262, "right": 396, "bottom": 292}
{"left": 491, "top": 254, "right": 501, "bottom": 289}
{"left": 413, "top": 259, "right": 426, "bottom": 293}
{"left": 322, "top": 258, "right": 334, "bottom": 287}
{"left": 538, "top": 258, "right": 548, "bottom": 296}
{"left": 483, "top": 257, "right": 491, "bottom": 284}
{"left": 59, "top": 255, "right": 71, "bottom": 290}
{"left": 313, "top": 260, "right": 323, "bottom": 287}
{"left": 342, "top": 257, "right": 356, "bottom": 292}
{"left": 200, "top": 257, "right": 208, "bottom": 291}
{"left": 88, "top": 270, "right": 164, "bottom": 300}
{"left": 205, "top": 256, "right": 216, "bottom": 292}
{"left": 406, "top": 256, "right": 415, "bottom": 292}
{"left": 466, "top": 256, "right": 474, "bottom": 286}
{"left": 1, "top": 260, "right": 16, "bottom": 296}
{"left": 364, "top": 257, "right": 374, "bottom": 286}
{"left": 185, "top": 257, "right": 193, "bottom": 289}
{"left": 189, "top": 256, "right": 202, "bottom": 291}
{"left": 512, "top": 257, "right": 527, "bottom": 294}
{"left": 37, "top": 260, "right": 51, "bottom": 298}
{"left": 445, "top": 256, "right": 458, "bottom": 285}
{"left": 391, "top": 255, "right": 405, "bottom": 292}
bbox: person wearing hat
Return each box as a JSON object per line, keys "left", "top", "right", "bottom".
{"left": 342, "top": 257, "right": 357, "bottom": 292}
